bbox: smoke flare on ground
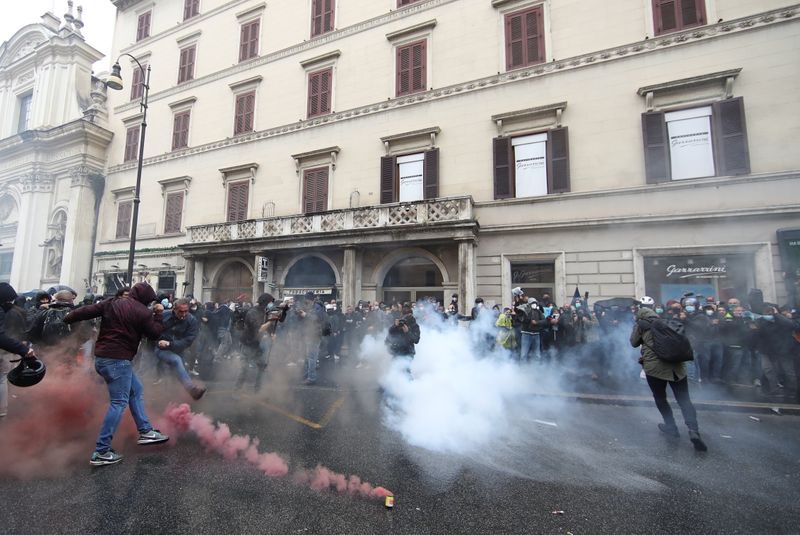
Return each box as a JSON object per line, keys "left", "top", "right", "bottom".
{"left": 159, "top": 403, "right": 392, "bottom": 499}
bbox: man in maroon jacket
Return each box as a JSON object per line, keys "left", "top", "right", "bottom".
{"left": 65, "top": 282, "right": 169, "bottom": 466}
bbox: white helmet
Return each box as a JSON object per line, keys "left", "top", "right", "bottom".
{"left": 639, "top": 296, "right": 655, "bottom": 307}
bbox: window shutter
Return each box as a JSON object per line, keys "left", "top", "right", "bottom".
{"left": 324, "top": 0, "right": 335, "bottom": 33}
{"left": 411, "top": 41, "right": 426, "bottom": 92}
{"left": 308, "top": 71, "right": 320, "bottom": 117}
{"left": 244, "top": 93, "right": 255, "bottom": 132}
{"left": 311, "top": 0, "right": 334, "bottom": 37}
{"left": 239, "top": 23, "right": 250, "bottom": 62}
{"left": 680, "top": 0, "right": 705, "bottom": 26}
{"left": 380, "top": 156, "right": 397, "bottom": 204}
{"left": 423, "top": 148, "right": 439, "bottom": 199}
{"left": 505, "top": 13, "right": 524, "bottom": 70}
{"left": 137, "top": 12, "right": 150, "bottom": 41}
{"left": 234, "top": 95, "right": 244, "bottom": 134}
{"left": 172, "top": 112, "right": 189, "bottom": 150}
{"left": 235, "top": 92, "right": 255, "bottom": 134}
{"left": 165, "top": 191, "right": 184, "bottom": 233}
{"left": 308, "top": 69, "right": 332, "bottom": 118}
{"left": 653, "top": 0, "right": 677, "bottom": 34}
{"left": 525, "top": 9, "right": 543, "bottom": 64}
{"left": 493, "top": 137, "right": 513, "bottom": 199}
{"left": 125, "top": 126, "right": 140, "bottom": 162}
{"left": 116, "top": 201, "right": 132, "bottom": 239}
{"left": 179, "top": 46, "right": 195, "bottom": 83}
{"left": 547, "top": 127, "right": 570, "bottom": 193}
{"left": 184, "top": 0, "right": 199, "bottom": 20}
{"left": 642, "top": 111, "right": 670, "bottom": 183}
{"left": 248, "top": 21, "right": 260, "bottom": 59}
{"left": 130, "top": 66, "right": 144, "bottom": 100}
{"left": 713, "top": 97, "right": 750, "bottom": 176}
{"left": 227, "top": 182, "right": 249, "bottom": 222}
{"left": 397, "top": 45, "right": 410, "bottom": 96}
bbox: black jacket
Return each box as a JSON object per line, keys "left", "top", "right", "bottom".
{"left": 159, "top": 311, "right": 199, "bottom": 355}
{"left": 385, "top": 314, "right": 420, "bottom": 356}
{"left": 0, "top": 305, "right": 29, "bottom": 356}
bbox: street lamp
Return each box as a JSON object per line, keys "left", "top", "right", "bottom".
{"left": 106, "top": 55, "right": 151, "bottom": 287}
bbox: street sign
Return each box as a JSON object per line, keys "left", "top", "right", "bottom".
{"left": 256, "top": 256, "right": 269, "bottom": 282}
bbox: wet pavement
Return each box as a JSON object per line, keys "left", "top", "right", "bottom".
{"left": 2, "top": 356, "right": 799, "bottom": 534}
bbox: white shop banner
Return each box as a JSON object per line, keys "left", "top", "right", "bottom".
{"left": 397, "top": 153, "right": 425, "bottom": 202}
{"left": 513, "top": 133, "right": 548, "bottom": 197}
{"left": 665, "top": 107, "right": 715, "bottom": 180}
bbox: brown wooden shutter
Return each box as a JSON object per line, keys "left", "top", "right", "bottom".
{"left": 165, "top": 191, "right": 184, "bottom": 233}
{"left": 248, "top": 21, "right": 260, "bottom": 59}
{"left": 179, "top": 46, "right": 195, "bottom": 83}
{"left": 505, "top": 6, "right": 544, "bottom": 70}
{"left": 547, "top": 127, "right": 570, "bottom": 193}
{"left": 411, "top": 41, "right": 426, "bottom": 93}
{"left": 227, "top": 182, "right": 249, "bottom": 222}
{"left": 308, "top": 69, "right": 332, "bottom": 117}
{"left": 137, "top": 12, "right": 150, "bottom": 41}
{"left": 303, "top": 167, "right": 329, "bottom": 214}
{"left": 239, "top": 23, "right": 250, "bottom": 62}
{"left": 172, "top": 111, "right": 189, "bottom": 150}
{"left": 116, "top": 201, "right": 132, "bottom": 239}
{"left": 396, "top": 45, "right": 411, "bottom": 96}
{"left": 680, "top": 0, "right": 705, "bottom": 27}
{"left": 124, "top": 126, "right": 139, "bottom": 162}
{"left": 243, "top": 92, "right": 255, "bottom": 132}
{"left": 423, "top": 148, "right": 439, "bottom": 199}
{"left": 642, "top": 111, "right": 670, "bottom": 183}
{"left": 713, "top": 97, "right": 750, "bottom": 176}
{"left": 493, "top": 137, "right": 513, "bottom": 199}
{"left": 130, "top": 66, "right": 145, "bottom": 100}
{"left": 525, "top": 8, "right": 544, "bottom": 64}
{"left": 311, "top": 0, "right": 335, "bottom": 37}
{"left": 184, "top": 0, "right": 199, "bottom": 20}
{"left": 380, "top": 156, "right": 397, "bottom": 204}
{"left": 653, "top": 0, "right": 676, "bottom": 34}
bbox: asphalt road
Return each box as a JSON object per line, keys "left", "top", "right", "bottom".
{"left": 1, "top": 357, "right": 799, "bottom": 535}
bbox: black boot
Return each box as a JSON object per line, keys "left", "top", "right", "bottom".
{"left": 658, "top": 423, "right": 680, "bottom": 438}
{"left": 688, "top": 430, "right": 708, "bottom": 451}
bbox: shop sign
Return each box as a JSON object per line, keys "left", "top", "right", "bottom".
{"left": 256, "top": 256, "right": 269, "bottom": 282}
{"left": 282, "top": 288, "right": 330, "bottom": 296}
{"left": 665, "top": 264, "right": 727, "bottom": 279}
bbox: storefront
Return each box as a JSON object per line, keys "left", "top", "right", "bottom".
{"left": 643, "top": 253, "right": 755, "bottom": 304}
{"left": 510, "top": 261, "right": 556, "bottom": 301}
{"left": 777, "top": 228, "right": 800, "bottom": 307}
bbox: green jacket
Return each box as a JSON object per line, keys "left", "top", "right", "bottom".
{"left": 630, "top": 307, "right": 687, "bottom": 382}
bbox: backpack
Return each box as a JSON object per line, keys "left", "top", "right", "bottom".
{"left": 41, "top": 307, "right": 72, "bottom": 345}
{"left": 640, "top": 318, "right": 694, "bottom": 363}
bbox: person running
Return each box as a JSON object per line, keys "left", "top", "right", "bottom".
{"left": 630, "top": 296, "right": 707, "bottom": 452}
{"left": 64, "top": 282, "right": 169, "bottom": 466}
{"left": 155, "top": 298, "right": 206, "bottom": 400}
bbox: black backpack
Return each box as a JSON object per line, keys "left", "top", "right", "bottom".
{"left": 640, "top": 318, "right": 694, "bottom": 363}
{"left": 41, "top": 307, "right": 72, "bottom": 345}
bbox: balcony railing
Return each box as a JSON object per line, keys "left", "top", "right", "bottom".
{"left": 187, "top": 196, "right": 473, "bottom": 244}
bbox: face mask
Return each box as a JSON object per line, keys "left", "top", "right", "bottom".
{"left": 575, "top": 302, "right": 581, "bottom": 309}
{"left": 685, "top": 306, "right": 696, "bottom": 313}
{"left": 655, "top": 307, "right": 664, "bottom": 314}
{"left": 705, "top": 310, "right": 714, "bottom": 316}
{"left": 266, "top": 302, "right": 275, "bottom": 310}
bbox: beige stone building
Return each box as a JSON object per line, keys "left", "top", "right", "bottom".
{"left": 97, "top": 0, "right": 800, "bottom": 309}
{"left": 0, "top": 6, "right": 111, "bottom": 294}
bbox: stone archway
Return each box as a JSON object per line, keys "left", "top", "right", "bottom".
{"left": 372, "top": 247, "right": 450, "bottom": 305}
{"left": 212, "top": 259, "right": 254, "bottom": 303}
{"left": 281, "top": 253, "right": 339, "bottom": 299}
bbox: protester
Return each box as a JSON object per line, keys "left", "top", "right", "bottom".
{"left": 385, "top": 304, "right": 420, "bottom": 359}
{"left": 297, "top": 292, "right": 327, "bottom": 385}
{"left": 236, "top": 293, "right": 282, "bottom": 392}
{"left": 0, "top": 283, "right": 37, "bottom": 419}
{"left": 155, "top": 298, "right": 205, "bottom": 400}
{"left": 630, "top": 296, "right": 707, "bottom": 452}
{"left": 64, "top": 282, "right": 169, "bottom": 466}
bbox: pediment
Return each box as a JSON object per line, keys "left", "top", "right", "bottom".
{"left": 0, "top": 25, "right": 52, "bottom": 67}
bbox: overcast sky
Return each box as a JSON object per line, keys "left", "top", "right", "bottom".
{"left": 0, "top": 0, "right": 116, "bottom": 72}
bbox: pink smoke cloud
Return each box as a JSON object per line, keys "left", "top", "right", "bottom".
{"left": 159, "top": 403, "right": 392, "bottom": 499}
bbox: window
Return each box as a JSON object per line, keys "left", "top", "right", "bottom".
{"left": 0, "top": 252, "right": 13, "bottom": 283}
{"left": 396, "top": 40, "right": 426, "bottom": 97}
{"left": 492, "top": 128, "right": 570, "bottom": 199}
{"left": 311, "top": 0, "right": 335, "bottom": 37}
{"left": 644, "top": 253, "right": 754, "bottom": 304}
{"left": 239, "top": 19, "right": 260, "bottom": 62}
{"left": 157, "top": 271, "right": 177, "bottom": 292}
{"left": 164, "top": 191, "right": 185, "bottom": 233}
{"left": 124, "top": 125, "right": 140, "bottom": 162}
{"left": 227, "top": 181, "right": 249, "bottom": 222}
{"left": 398, "top": 0, "right": 422, "bottom": 6}
{"left": 642, "top": 97, "right": 749, "bottom": 183}
{"left": 653, "top": 0, "right": 706, "bottom": 35}
{"left": 511, "top": 262, "right": 555, "bottom": 301}
{"left": 178, "top": 45, "right": 196, "bottom": 83}
{"left": 116, "top": 200, "right": 133, "bottom": 239}
{"left": 505, "top": 5, "right": 545, "bottom": 71}
{"left": 17, "top": 93, "right": 32, "bottom": 133}
{"left": 303, "top": 167, "right": 330, "bottom": 214}
{"left": 234, "top": 91, "right": 255, "bottom": 134}
{"left": 130, "top": 65, "right": 147, "bottom": 101}
{"left": 136, "top": 11, "right": 151, "bottom": 41}
{"left": 183, "top": 0, "right": 199, "bottom": 20}
{"left": 172, "top": 111, "right": 190, "bottom": 150}
{"left": 307, "top": 68, "right": 332, "bottom": 118}
{"left": 380, "top": 149, "right": 438, "bottom": 203}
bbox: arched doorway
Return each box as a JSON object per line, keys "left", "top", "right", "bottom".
{"left": 283, "top": 255, "right": 337, "bottom": 300}
{"left": 213, "top": 261, "right": 254, "bottom": 303}
{"left": 382, "top": 256, "right": 444, "bottom": 304}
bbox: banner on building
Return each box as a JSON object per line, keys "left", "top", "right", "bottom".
{"left": 397, "top": 153, "right": 424, "bottom": 202}
{"left": 666, "top": 107, "right": 715, "bottom": 180}
{"left": 513, "top": 133, "right": 548, "bottom": 197}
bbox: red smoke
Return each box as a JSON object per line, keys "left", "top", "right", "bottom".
{"left": 160, "top": 403, "right": 392, "bottom": 499}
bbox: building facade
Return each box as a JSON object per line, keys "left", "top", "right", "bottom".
{"left": 0, "top": 6, "right": 112, "bottom": 294}
{"left": 99, "top": 0, "right": 800, "bottom": 308}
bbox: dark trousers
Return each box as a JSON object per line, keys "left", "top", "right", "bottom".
{"left": 645, "top": 375, "right": 699, "bottom": 431}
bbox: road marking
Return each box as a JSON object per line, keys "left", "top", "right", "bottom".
{"left": 205, "top": 389, "right": 346, "bottom": 430}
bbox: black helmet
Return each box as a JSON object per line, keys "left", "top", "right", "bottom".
{"left": 8, "top": 357, "right": 46, "bottom": 388}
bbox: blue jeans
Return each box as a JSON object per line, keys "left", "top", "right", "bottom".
{"left": 520, "top": 332, "right": 541, "bottom": 363}
{"left": 305, "top": 340, "right": 320, "bottom": 381}
{"left": 155, "top": 348, "right": 192, "bottom": 387}
{"left": 94, "top": 357, "right": 152, "bottom": 453}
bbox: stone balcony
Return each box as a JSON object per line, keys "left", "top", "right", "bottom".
{"left": 185, "top": 196, "right": 476, "bottom": 250}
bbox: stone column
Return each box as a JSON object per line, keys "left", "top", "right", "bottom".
{"left": 457, "top": 239, "right": 476, "bottom": 313}
{"left": 9, "top": 172, "right": 54, "bottom": 290}
{"left": 193, "top": 258, "right": 205, "bottom": 301}
{"left": 342, "top": 246, "right": 361, "bottom": 308}
{"left": 60, "top": 166, "right": 100, "bottom": 292}
{"left": 183, "top": 256, "right": 195, "bottom": 297}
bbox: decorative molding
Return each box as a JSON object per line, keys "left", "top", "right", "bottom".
{"left": 492, "top": 101, "right": 567, "bottom": 133}
{"left": 168, "top": 96, "right": 197, "bottom": 109}
{"left": 385, "top": 19, "right": 437, "bottom": 42}
{"left": 158, "top": 175, "right": 192, "bottom": 192}
{"left": 69, "top": 165, "right": 103, "bottom": 187}
{"left": 291, "top": 146, "right": 341, "bottom": 173}
{"left": 236, "top": 2, "right": 267, "bottom": 21}
{"left": 381, "top": 127, "right": 440, "bottom": 154}
{"left": 111, "top": 185, "right": 135, "bottom": 198}
{"left": 299, "top": 50, "right": 341, "bottom": 69}
{"left": 220, "top": 163, "right": 258, "bottom": 185}
{"left": 638, "top": 68, "right": 742, "bottom": 110}
{"left": 107, "top": 5, "right": 800, "bottom": 175}
{"left": 19, "top": 172, "right": 54, "bottom": 193}
{"left": 176, "top": 30, "right": 202, "bottom": 46}
{"left": 228, "top": 75, "right": 263, "bottom": 92}
{"left": 121, "top": 112, "right": 144, "bottom": 125}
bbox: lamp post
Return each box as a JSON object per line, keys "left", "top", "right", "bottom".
{"left": 106, "top": 55, "right": 150, "bottom": 287}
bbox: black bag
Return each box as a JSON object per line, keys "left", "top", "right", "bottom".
{"left": 640, "top": 318, "right": 694, "bottom": 363}
{"left": 41, "top": 307, "right": 72, "bottom": 345}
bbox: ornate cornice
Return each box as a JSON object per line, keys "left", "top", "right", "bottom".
{"left": 107, "top": 4, "right": 799, "bottom": 175}
{"left": 69, "top": 165, "right": 104, "bottom": 187}
{"left": 20, "top": 172, "right": 54, "bottom": 193}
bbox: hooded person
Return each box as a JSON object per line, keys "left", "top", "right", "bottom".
{"left": 236, "top": 293, "right": 285, "bottom": 392}
{"left": 64, "top": 282, "right": 169, "bottom": 466}
{"left": 630, "top": 297, "right": 707, "bottom": 452}
{"left": 0, "top": 283, "right": 38, "bottom": 418}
